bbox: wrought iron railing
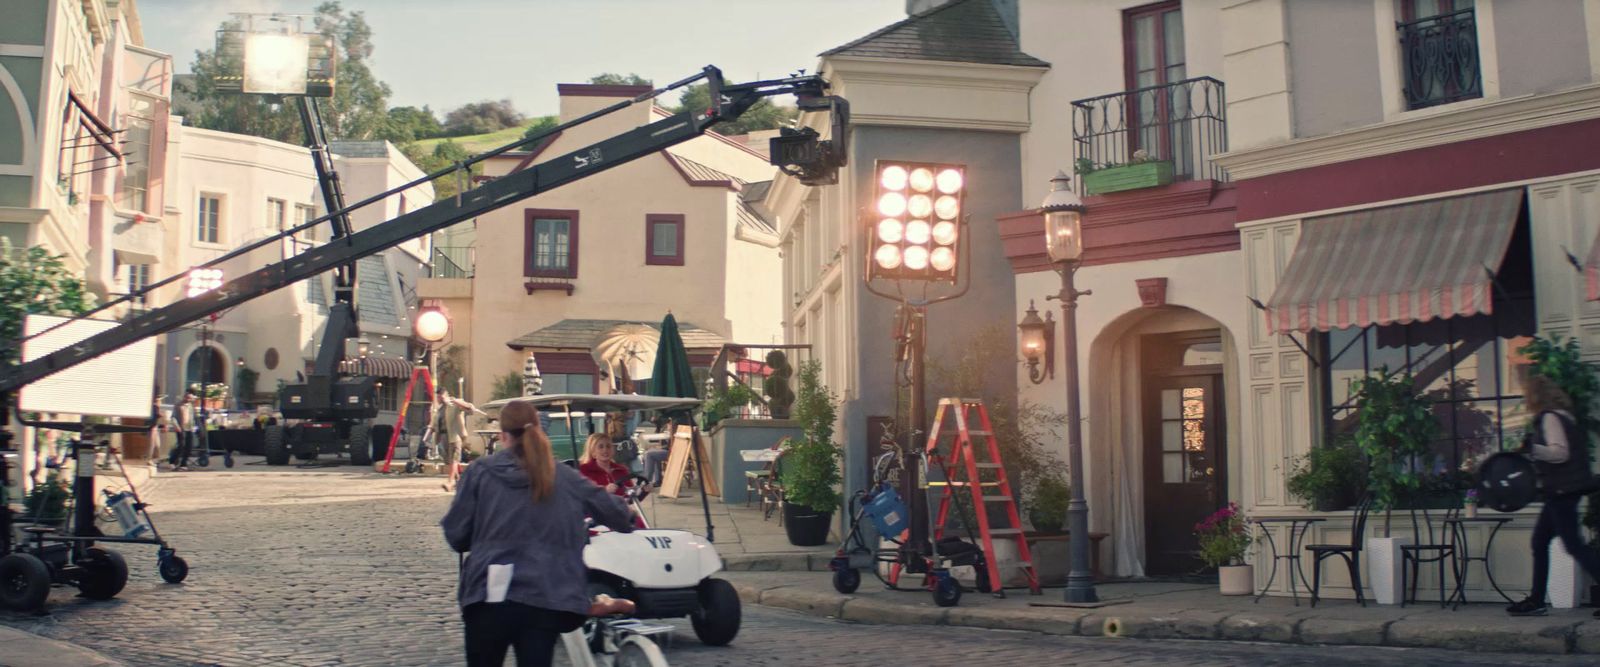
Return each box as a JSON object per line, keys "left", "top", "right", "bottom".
{"left": 1398, "top": 8, "right": 1481, "bottom": 110}
{"left": 708, "top": 343, "right": 814, "bottom": 420}
{"left": 1070, "top": 76, "right": 1228, "bottom": 192}
{"left": 430, "top": 246, "right": 474, "bottom": 278}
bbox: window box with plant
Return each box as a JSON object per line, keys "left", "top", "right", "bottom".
{"left": 780, "top": 360, "right": 841, "bottom": 547}
{"left": 1195, "top": 502, "right": 1253, "bottom": 595}
{"left": 1076, "top": 153, "right": 1175, "bottom": 196}
{"left": 702, "top": 383, "right": 762, "bottom": 430}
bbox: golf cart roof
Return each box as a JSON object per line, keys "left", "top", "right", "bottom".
{"left": 481, "top": 393, "right": 701, "bottom": 415}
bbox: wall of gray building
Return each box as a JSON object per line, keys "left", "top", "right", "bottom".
{"left": 1287, "top": 0, "right": 1384, "bottom": 139}
{"left": 1495, "top": 0, "right": 1591, "bottom": 99}
{"left": 841, "top": 125, "right": 1023, "bottom": 506}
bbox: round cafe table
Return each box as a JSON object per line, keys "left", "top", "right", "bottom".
{"left": 1442, "top": 515, "right": 1515, "bottom": 607}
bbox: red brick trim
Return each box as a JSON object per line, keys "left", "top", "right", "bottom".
{"left": 646, "top": 213, "right": 686, "bottom": 266}
{"left": 524, "top": 209, "right": 580, "bottom": 279}
{"left": 557, "top": 83, "right": 652, "bottom": 97}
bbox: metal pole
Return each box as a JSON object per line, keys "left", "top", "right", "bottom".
{"left": 198, "top": 324, "right": 210, "bottom": 462}
{"left": 904, "top": 304, "right": 929, "bottom": 566}
{"left": 1058, "top": 260, "right": 1098, "bottom": 603}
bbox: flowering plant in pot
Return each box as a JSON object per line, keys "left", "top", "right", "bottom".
{"left": 1195, "top": 502, "right": 1253, "bottom": 595}
{"left": 1463, "top": 488, "right": 1479, "bottom": 518}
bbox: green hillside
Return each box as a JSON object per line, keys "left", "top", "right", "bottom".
{"left": 412, "top": 118, "right": 551, "bottom": 155}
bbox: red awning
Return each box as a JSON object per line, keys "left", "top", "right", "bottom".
{"left": 1265, "top": 189, "right": 1523, "bottom": 334}
{"left": 339, "top": 355, "right": 413, "bottom": 379}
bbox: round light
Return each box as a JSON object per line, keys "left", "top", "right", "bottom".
{"left": 905, "top": 220, "right": 931, "bottom": 245}
{"left": 874, "top": 244, "right": 902, "bottom": 269}
{"left": 932, "top": 220, "right": 958, "bottom": 245}
{"left": 936, "top": 169, "right": 963, "bottom": 194}
{"left": 415, "top": 309, "right": 450, "bottom": 343}
{"left": 879, "top": 165, "right": 908, "bottom": 191}
{"left": 909, "top": 168, "right": 935, "bottom": 193}
{"left": 876, "top": 218, "right": 904, "bottom": 243}
{"left": 935, "top": 195, "right": 960, "bottom": 220}
{"left": 908, "top": 194, "right": 933, "bottom": 219}
{"left": 904, "top": 245, "right": 930, "bottom": 270}
{"left": 877, "top": 192, "right": 906, "bottom": 217}
{"left": 931, "top": 246, "right": 956, "bottom": 271}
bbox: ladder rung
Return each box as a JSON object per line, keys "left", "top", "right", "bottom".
{"left": 974, "top": 463, "right": 1001, "bottom": 469}
{"left": 988, "top": 528, "right": 1023, "bottom": 536}
{"left": 929, "top": 481, "right": 1001, "bottom": 487}
{"left": 980, "top": 495, "right": 1012, "bottom": 502}
{"left": 965, "top": 430, "right": 992, "bottom": 436}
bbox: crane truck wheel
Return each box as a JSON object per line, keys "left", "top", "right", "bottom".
{"left": 263, "top": 425, "right": 289, "bottom": 465}
{"left": 348, "top": 423, "right": 372, "bottom": 467}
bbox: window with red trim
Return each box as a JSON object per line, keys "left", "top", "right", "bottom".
{"left": 646, "top": 213, "right": 685, "bottom": 266}
{"left": 524, "top": 209, "right": 579, "bottom": 278}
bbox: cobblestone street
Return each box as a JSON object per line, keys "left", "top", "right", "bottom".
{"left": 0, "top": 462, "right": 1593, "bottom": 666}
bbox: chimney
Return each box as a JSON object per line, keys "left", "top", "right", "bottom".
{"left": 556, "top": 83, "right": 654, "bottom": 125}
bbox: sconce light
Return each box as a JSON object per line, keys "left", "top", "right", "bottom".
{"left": 1017, "top": 300, "right": 1055, "bottom": 384}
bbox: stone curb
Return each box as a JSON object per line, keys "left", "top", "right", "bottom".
{"left": 730, "top": 582, "right": 1598, "bottom": 656}
{"left": 722, "top": 553, "right": 830, "bottom": 572}
{"left": 0, "top": 626, "right": 125, "bottom": 667}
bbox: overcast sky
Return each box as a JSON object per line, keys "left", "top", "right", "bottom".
{"left": 137, "top": 0, "right": 907, "bottom": 116}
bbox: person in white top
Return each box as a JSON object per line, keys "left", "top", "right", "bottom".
{"left": 1506, "top": 375, "right": 1600, "bottom": 617}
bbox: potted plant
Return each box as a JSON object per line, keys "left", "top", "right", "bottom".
{"left": 1351, "top": 369, "right": 1439, "bottom": 604}
{"left": 1027, "top": 474, "right": 1070, "bottom": 534}
{"left": 1195, "top": 503, "right": 1253, "bottom": 595}
{"left": 763, "top": 350, "right": 794, "bottom": 419}
{"left": 701, "top": 383, "right": 760, "bottom": 430}
{"left": 1285, "top": 436, "right": 1365, "bottom": 511}
{"left": 22, "top": 471, "right": 70, "bottom": 525}
{"left": 1463, "top": 488, "right": 1479, "bottom": 519}
{"left": 1077, "top": 150, "right": 1176, "bottom": 196}
{"left": 780, "top": 360, "right": 841, "bottom": 546}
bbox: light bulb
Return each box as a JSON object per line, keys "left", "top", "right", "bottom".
{"left": 905, "top": 220, "right": 931, "bottom": 245}
{"left": 876, "top": 218, "right": 904, "bottom": 243}
{"left": 930, "top": 246, "right": 956, "bottom": 271}
{"left": 877, "top": 192, "right": 906, "bottom": 217}
{"left": 904, "top": 245, "right": 930, "bottom": 270}
{"left": 932, "top": 220, "right": 957, "bottom": 245}
{"left": 935, "top": 195, "right": 960, "bottom": 220}
{"left": 879, "top": 165, "right": 908, "bottom": 191}
{"left": 908, "top": 195, "right": 933, "bottom": 219}
{"left": 874, "top": 244, "right": 902, "bottom": 269}
{"left": 909, "top": 168, "right": 935, "bottom": 193}
{"left": 936, "top": 169, "right": 963, "bottom": 194}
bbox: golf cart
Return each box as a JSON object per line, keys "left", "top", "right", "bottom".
{"left": 483, "top": 394, "right": 738, "bottom": 646}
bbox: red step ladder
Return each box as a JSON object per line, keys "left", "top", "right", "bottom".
{"left": 380, "top": 366, "right": 437, "bottom": 473}
{"left": 926, "top": 397, "right": 1041, "bottom": 596}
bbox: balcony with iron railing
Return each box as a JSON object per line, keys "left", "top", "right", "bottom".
{"left": 1070, "top": 76, "right": 1228, "bottom": 196}
{"left": 1398, "top": 7, "right": 1481, "bottom": 110}
{"left": 429, "top": 246, "right": 475, "bottom": 279}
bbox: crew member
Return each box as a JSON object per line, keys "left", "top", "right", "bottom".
{"left": 1507, "top": 375, "right": 1600, "bottom": 617}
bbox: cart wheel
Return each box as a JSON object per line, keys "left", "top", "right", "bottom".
{"left": 833, "top": 567, "right": 861, "bottom": 594}
{"left": 404, "top": 460, "right": 419, "bottom": 474}
{"left": 933, "top": 573, "right": 962, "bottom": 607}
{"left": 690, "top": 578, "right": 741, "bottom": 646}
{"left": 159, "top": 554, "right": 189, "bottom": 584}
{"left": 348, "top": 423, "right": 372, "bottom": 467}
{"left": 224, "top": 452, "right": 235, "bottom": 468}
{"left": 76, "top": 547, "right": 128, "bottom": 600}
{"left": 614, "top": 635, "right": 670, "bottom": 667}
{"left": 196, "top": 453, "right": 209, "bottom": 468}
{"left": 264, "top": 425, "right": 289, "bottom": 465}
{"left": 0, "top": 553, "right": 52, "bottom": 611}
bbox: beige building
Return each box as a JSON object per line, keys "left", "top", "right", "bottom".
{"left": 420, "top": 83, "right": 781, "bottom": 402}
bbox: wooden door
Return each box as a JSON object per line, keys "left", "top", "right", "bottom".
{"left": 1143, "top": 373, "right": 1225, "bottom": 575}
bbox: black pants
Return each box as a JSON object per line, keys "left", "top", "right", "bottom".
{"left": 1529, "top": 493, "right": 1600, "bottom": 602}
{"left": 462, "top": 601, "right": 584, "bottom": 667}
{"left": 168, "top": 431, "right": 193, "bottom": 467}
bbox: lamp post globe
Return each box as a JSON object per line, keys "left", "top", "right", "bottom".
{"left": 1042, "top": 171, "right": 1084, "bottom": 264}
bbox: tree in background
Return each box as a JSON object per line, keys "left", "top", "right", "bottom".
{"left": 673, "top": 82, "right": 797, "bottom": 136}
{"left": 399, "top": 140, "right": 477, "bottom": 202}
{"left": 0, "top": 241, "right": 95, "bottom": 367}
{"left": 442, "top": 99, "right": 525, "bottom": 137}
{"left": 589, "top": 73, "right": 651, "bottom": 86}
{"left": 520, "top": 115, "right": 559, "bottom": 146}
{"left": 434, "top": 345, "right": 466, "bottom": 398}
{"left": 178, "top": 2, "right": 393, "bottom": 143}
{"left": 382, "top": 105, "right": 445, "bottom": 144}
{"left": 490, "top": 371, "right": 523, "bottom": 401}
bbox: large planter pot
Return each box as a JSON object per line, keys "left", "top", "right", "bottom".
{"left": 1366, "top": 536, "right": 1410, "bottom": 605}
{"left": 1548, "top": 542, "right": 1587, "bottom": 609}
{"left": 1082, "top": 161, "right": 1175, "bottom": 195}
{"left": 1219, "top": 564, "right": 1254, "bottom": 596}
{"left": 783, "top": 503, "right": 833, "bottom": 546}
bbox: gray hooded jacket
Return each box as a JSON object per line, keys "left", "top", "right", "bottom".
{"left": 441, "top": 450, "right": 633, "bottom": 614}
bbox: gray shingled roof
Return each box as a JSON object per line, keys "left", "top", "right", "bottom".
{"left": 821, "top": 0, "right": 1048, "bottom": 68}
{"left": 355, "top": 255, "right": 400, "bottom": 327}
{"left": 668, "top": 153, "right": 740, "bottom": 184}
{"left": 508, "top": 319, "right": 725, "bottom": 351}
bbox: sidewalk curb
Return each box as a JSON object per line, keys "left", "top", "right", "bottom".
{"left": 729, "top": 580, "right": 1599, "bottom": 656}
{"left": 722, "top": 553, "right": 830, "bottom": 572}
{"left": 0, "top": 626, "right": 124, "bottom": 667}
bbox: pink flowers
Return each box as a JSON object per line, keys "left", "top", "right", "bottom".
{"left": 1194, "top": 502, "right": 1253, "bottom": 568}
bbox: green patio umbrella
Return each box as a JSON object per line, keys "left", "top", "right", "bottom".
{"left": 648, "top": 312, "right": 714, "bottom": 540}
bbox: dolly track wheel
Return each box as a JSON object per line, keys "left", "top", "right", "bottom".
{"left": 933, "top": 573, "right": 961, "bottom": 607}
{"left": 264, "top": 425, "right": 289, "bottom": 465}
{"left": 76, "top": 547, "right": 129, "bottom": 600}
{"left": 690, "top": 577, "right": 741, "bottom": 646}
{"left": 159, "top": 554, "right": 189, "bottom": 584}
{"left": 0, "top": 553, "right": 51, "bottom": 611}
{"left": 833, "top": 567, "right": 861, "bottom": 594}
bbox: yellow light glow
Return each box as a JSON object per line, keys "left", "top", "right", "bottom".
{"left": 909, "top": 168, "right": 935, "bottom": 193}
{"left": 936, "top": 169, "right": 963, "bottom": 194}
{"left": 874, "top": 244, "right": 902, "bottom": 269}
{"left": 876, "top": 218, "right": 904, "bottom": 243}
{"left": 905, "top": 220, "right": 931, "bottom": 245}
{"left": 879, "top": 165, "right": 908, "bottom": 191}
{"left": 904, "top": 245, "right": 930, "bottom": 270}
{"left": 415, "top": 310, "right": 450, "bottom": 343}
{"left": 934, "top": 195, "right": 960, "bottom": 220}
{"left": 930, "top": 246, "right": 956, "bottom": 272}
{"left": 908, "top": 194, "right": 933, "bottom": 219}
{"left": 932, "top": 220, "right": 957, "bottom": 245}
{"left": 877, "top": 192, "right": 907, "bottom": 217}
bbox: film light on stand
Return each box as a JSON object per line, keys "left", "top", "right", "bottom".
{"left": 186, "top": 268, "right": 224, "bottom": 298}
{"left": 867, "top": 161, "right": 964, "bottom": 282}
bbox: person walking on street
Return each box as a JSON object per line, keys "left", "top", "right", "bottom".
{"left": 441, "top": 399, "right": 633, "bottom": 667}
{"left": 167, "top": 393, "right": 197, "bottom": 471}
{"left": 440, "top": 389, "right": 485, "bottom": 492}
{"left": 1506, "top": 375, "right": 1600, "bottom": 617}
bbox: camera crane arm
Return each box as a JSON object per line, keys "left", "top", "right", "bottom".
{"left": 0, "top": 66, "right": 847, "bottom": 396}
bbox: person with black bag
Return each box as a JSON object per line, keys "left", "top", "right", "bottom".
{"left": 1507, "top": 375, "right": 1600, "bottom": 617}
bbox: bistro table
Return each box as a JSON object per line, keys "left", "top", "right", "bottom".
{"left": 1253, "top": 517, "right": 1325, "bottom": 605}
{"left": 1442, "top": 515, "right": 1516, "bottom": 607}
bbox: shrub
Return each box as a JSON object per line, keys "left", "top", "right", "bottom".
{"left": 781, "top": 360, "right": 841, "bottom": 512}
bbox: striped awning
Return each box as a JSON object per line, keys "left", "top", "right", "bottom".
{"left": 339, "top": 355, "right": 413, "bottom": 378}
{"left": 1265, "top": 189, "right": 1523, "bottom": 334}
{"left": 1586, "top": 233, "right": 1600, "bottom": 301}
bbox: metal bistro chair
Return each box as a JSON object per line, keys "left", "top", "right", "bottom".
{"left": 759, "top": 448, "right": 788, "bottom": 525}
{"left": 1308, "top": 494, "right": 1374, "bottom": 607}
{"left": 744, "top": 437, "right": 789, "bottom": 508}
{"left": 1400, "top": 504, "right": 1459, "bottom": 609}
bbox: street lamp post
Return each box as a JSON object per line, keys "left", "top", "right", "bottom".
{"left": 1025, "top": 171, "right": 1097, "bottom": 603}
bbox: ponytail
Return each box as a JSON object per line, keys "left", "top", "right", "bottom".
{"left": 500, "top": 400, "right": 555, "bottom": 502}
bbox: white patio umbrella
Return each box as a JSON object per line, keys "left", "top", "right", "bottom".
{"left": 592, "top": 323, "right": 658, "bottom": 386}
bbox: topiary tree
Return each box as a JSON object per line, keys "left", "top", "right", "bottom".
{"left": 763, "top": 350, "right": 794, "bottom": 419}
{"left": 1352, "top": 369, "right": 1439, "bottom": 536}
{"left": 781, "top": 360, "right": 841, "bottom": 512}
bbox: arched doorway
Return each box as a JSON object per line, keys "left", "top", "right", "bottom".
{"left": 185, "top": 346, "right": 227, "bottom": 388}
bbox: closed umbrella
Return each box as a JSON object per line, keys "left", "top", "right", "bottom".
{"left": 648, "top": 313, "right": 713, "bottom": 540}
